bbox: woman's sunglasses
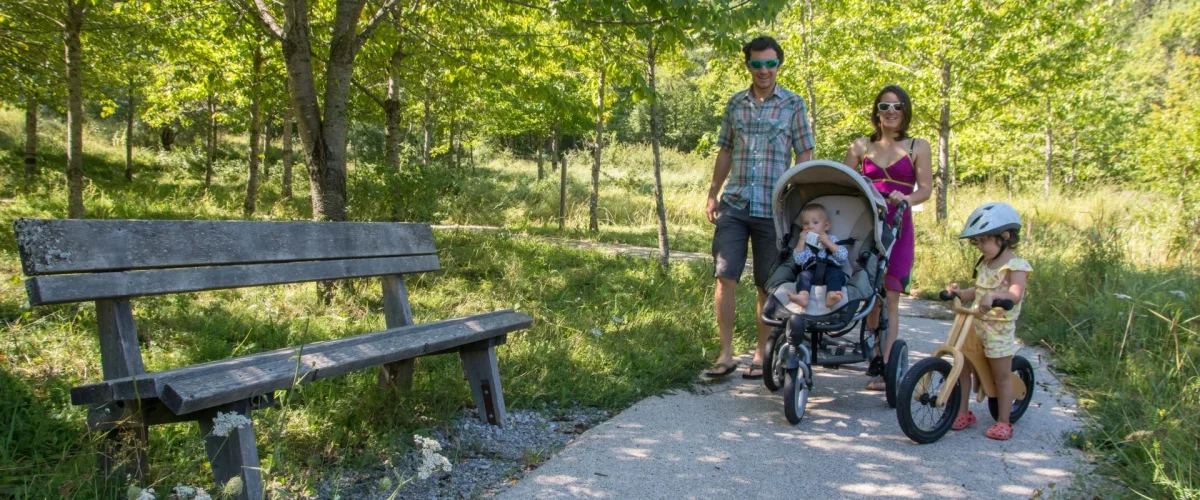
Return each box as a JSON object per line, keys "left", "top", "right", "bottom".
{"left": 877, "top": 102, "right": 904, "bottom": 112}
{"left": 747, "top": 59, "right": 779, "bottom": 70}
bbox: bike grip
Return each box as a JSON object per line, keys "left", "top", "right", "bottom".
{"left": 939, "top": 290, "right": 957, "bottom": 301}
{"left": 993, "top": 299, "right": 1015, "bottom": 311}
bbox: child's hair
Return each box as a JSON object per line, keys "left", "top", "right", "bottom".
{"left": 800, "top": 204, "right": 829, "bottom": 221}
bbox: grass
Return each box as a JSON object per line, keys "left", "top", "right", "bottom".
{"left": 2, "top": 107, "right": 1199, "bottom": 498}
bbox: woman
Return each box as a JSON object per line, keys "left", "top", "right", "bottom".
{"left": 843, "top": 85, "right": 934, "bottom": 391}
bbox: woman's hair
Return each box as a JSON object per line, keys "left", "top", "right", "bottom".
{"left": 870, "top": 84, "right": 913, "bottom": 142}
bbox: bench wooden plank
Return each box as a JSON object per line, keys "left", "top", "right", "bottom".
{"left": 161, "top": 311, "right": 531, "bottom": 414}
{"left": 14, "top": 219, "right": 436, "bottom": 275}
{"left": 197, "top": 400, "right": 263, "bottom": 500}
{"left": 27, "top": 255, "right": 441, "bottom": 305}
{"left": 378, "top": 275, "right": 416, "bottom": 390}
{"left": 70, "top": 310, "right": 519, "bottom": 406}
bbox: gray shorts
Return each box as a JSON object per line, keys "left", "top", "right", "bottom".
{"left": 712, "top": 201, "right": 778, "bottom": 289}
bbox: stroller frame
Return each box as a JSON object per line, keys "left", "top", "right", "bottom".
{"left": 757, "top": 160, "right": 911, "bottom": 425}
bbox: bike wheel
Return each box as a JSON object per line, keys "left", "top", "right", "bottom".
{"left": 783, "top": 366, "right": 809, "bottom": 425}
{"left": 896, "top": 357, "right": 961, "bottom": 444}
{"left": 988, "top": 355, "right": 1035, "bottom": 424}
{"left": 763, "top": 329, "right": 788, "bottom": 392}
{"left": 885, "top": 339, "right": 909, "bottom": 409}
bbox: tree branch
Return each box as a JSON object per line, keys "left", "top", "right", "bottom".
{"left": 244, "top": 0, "right": 284, "bottom": 39}
{"left": 352, "top": 77, "right": 386, "bottom": 107}
{"left": 356, "top": 0, "right": 400, "bottom": 49}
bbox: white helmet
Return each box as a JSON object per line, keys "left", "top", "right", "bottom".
{"left": 959, "top": 202, "right": 1021, "bottom": 239}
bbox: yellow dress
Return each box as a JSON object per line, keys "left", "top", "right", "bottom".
{"left": 970, "top": 256, "right": 1033, "bottom": 358}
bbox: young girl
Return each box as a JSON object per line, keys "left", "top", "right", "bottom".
{"left": 944, "top": 202, "right": 1032, "bottom": 441}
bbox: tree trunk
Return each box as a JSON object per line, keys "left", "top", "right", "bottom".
{"left": 1068, "top": 130, "right": 1078, "bottom": 185}
{"left": 422, "top": 75, "right": 432, "bottom": 169}
{"left": 263, "top": 112, "right": 273, "bottom": 180}
{"left": 549, "top": 131, "right": 559, "bottom": 173}
{"left": 590, "top": 64, "right": 605, "bottom": 233}
{"left": 160, "top": 125, "right": 176, "bottom": 151}
{"left": 1044, "top": 92, "right": 1053, "bottom": 195}
{"left": 556, "top": 122, "right": 566, "bottom": 230}
{"left": 802, "top": 0, "right": 817, "bottom": 143}
{"left": 936, "top": 58, "right": 951, "bottom": 223}
{"left": 24, "top": 92, "right": 37, "bottom": 185}
{"left": 282, "top": 102, "right": 294, "bottom": 198}
{"left": 648, "top": 39, "right": 670, "bottom": 269}
{"left": 205, "top": 95, "right": 216, "bottom": 188}
{"left": 64, "top": 0, "right": 86, "bottom": 219}
{"left": 384, "top": 42, "right": 403, "bottom": 170}
{"left": 125, "top": 78, "right": 135, "bottom": 181}
{"left": 537, "top": 135, "right": 545, "bottom": 181}
{"left": 951, "top": 145, "right": 958, "bottom": 187}
{"left": 244, "top": 43, "right": 263, "bottom": 218}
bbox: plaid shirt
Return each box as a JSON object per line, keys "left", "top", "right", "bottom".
{"left": 716, "top": 85, "right": 814, "bottom": 218}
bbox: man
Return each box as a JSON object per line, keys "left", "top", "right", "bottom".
{"left": 706, "top": 36, "right": 814, "bottom": 379}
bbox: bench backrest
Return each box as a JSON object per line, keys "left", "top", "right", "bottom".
{"left": 15, "top": 219, "right": 441, "bottom": 305}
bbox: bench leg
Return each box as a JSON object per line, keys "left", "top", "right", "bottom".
{"left": 460, "top": 339, "right": 507, "bottom": 427}
{"left": 88, "top": 402, "right": 149, "bottom": 485}
{"left": 379, "top": 359, "right": 415, "bottom": 392}
{"left": 198, "top": 400, "right": 263, "bottom": 500}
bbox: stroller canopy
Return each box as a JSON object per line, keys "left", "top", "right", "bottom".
{"left": 770, "top": 160, "right": 889, "bottom": 253}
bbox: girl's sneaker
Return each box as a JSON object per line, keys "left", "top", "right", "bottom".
{"left": 951, "top": 411, "right": 976, "bottom": 430}
{"left": 986, "top": 423, "right": 1013, "bottom": 440}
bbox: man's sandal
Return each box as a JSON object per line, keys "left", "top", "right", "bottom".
{"left": 986, "top": 423, "right": 1013, "bottom": 440}
{"left": 704, "top": 360, "right": 738, "bottom": 378}
{"left": 951, "top": 411, "right": 977, "bottom": 430}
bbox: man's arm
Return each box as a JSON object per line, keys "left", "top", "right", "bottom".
{"left": 707, "top": 148, "right": 732, "bottom": 223}
{"left": 792, "top": 97, "right": 816, "bottom": 163}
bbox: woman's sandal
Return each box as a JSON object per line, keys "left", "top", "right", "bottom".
{"left": 986, "top": 423, "right": 1013, "bottom": 440}
{"left": 704, "top": 360, "right": 739, "bottom": 378}
{"left": 951, "top": 411, "right": 977, "bottom": 430}
{"left": 864, "top": 376, "right": 886, "bottom": 391}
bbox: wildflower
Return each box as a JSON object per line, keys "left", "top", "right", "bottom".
{"left": 1170, "top": 290, "right": 1188, "bottom": 299}
{"left": 1113, "top": 293, "right": 1132, "bottom": 300}
{"left": 221, "top": 477, "right": 244, "bottom": 498}
{"left": 126, "top": 486, "right": 155, "bottom": 500}
{"left": 591, "top": 327, "right": 603, "bottom": 337}
{"left": 210, "top": 411, "right": 253, "bottom": 437}
{"left": 413, "top": 435, "right": 452, "bottom": 480}
{"left": 612, "top": 315, "right": 625, "bottom": 325}
{"left": 172, "top": 485, "right": 211, "bottom": 500}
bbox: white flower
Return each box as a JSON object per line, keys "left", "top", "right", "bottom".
{"left": 210, "top": 411, "right": 253, "bottom": 437}
{"left": 611, "top": 315, "right": 625, "bottom": 325}
{"left": 172, "top": 486, "right": 210, "bottom": 500}
{"left": 413, "top": 435, "right": 452, "bottom": 480}
{"left": 591, "top": 327, "right": 602, "bottom": 337}
{"left": 1114, "top": 293, "right": 1132, "bottom": 300}
{"left": 127, "top": 486, "right": 155, "bottom": 500}
{"left": 1170, "top": 290, "right": 1188, "bottom": 299}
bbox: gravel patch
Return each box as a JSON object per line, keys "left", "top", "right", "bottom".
{"left": 315, "top": 407, "right": 610, "bottom": 499}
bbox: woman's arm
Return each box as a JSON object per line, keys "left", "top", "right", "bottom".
{"left": 842, "top": 138, "right": 864, "bottom": 169}
{"left": 905, "top": 139, "right": 935, "bottom": 205}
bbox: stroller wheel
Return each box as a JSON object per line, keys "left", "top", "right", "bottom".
{"left": 783, "top": 365, "right": 809, "bottom": 425}
{"left": 988, "top": 355, "right": 1035, "bottom": 424}
{"left": 885, "top": 339, "right": 910, "bottom": 408}
{"left": 763, "top": 329, "right": 787, "bottom": 392}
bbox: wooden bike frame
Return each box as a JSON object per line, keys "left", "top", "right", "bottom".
{"left": 923, "top": 298, "right": 1028, "bottom": 408}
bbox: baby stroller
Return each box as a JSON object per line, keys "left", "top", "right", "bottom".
{"left": 759, "top": 159, "right": 911, "bottom": 425}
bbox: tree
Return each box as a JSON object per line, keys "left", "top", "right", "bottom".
{"left": 245, "top": 0, "right": 399, "bottom": 221}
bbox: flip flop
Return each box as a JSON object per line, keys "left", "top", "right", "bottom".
{"left": 704, "top": 360, "right": 738, "bottom": 378}
{"left": 742, "top": 363, "right": 764, "bottom": 379}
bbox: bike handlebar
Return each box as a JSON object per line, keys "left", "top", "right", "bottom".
{"left": 939, "top": 290, "right": 1015, "bottom": 311}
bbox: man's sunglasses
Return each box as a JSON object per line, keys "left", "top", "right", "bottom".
{"left": 877, "top": 102, "right": 904, "bottom": 112}
{"left": 747, "top": 59, "right": 779, "bottom": 70}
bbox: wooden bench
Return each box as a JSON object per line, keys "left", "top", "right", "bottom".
{"left": 14, "top": 219, "right": 531, "bottom": 500}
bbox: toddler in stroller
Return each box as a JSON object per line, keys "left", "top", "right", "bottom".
{"left": 758, "top": 160, "right": 911, "bottom": 425}
{"left": 786, "top": 203, "right": 849, "bottom": 311}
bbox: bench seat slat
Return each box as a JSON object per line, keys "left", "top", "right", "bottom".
{"left": 27, "top": 255, "right": 441, "bottom": 305}
{"left": 73, "top": 311, "right": 531, "bottom": 414}
{"left": 15, "top": 219, "right": 437, "bottom": 275}
{"left": 70, "top": 310, "right": 518, "bottom": 406}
